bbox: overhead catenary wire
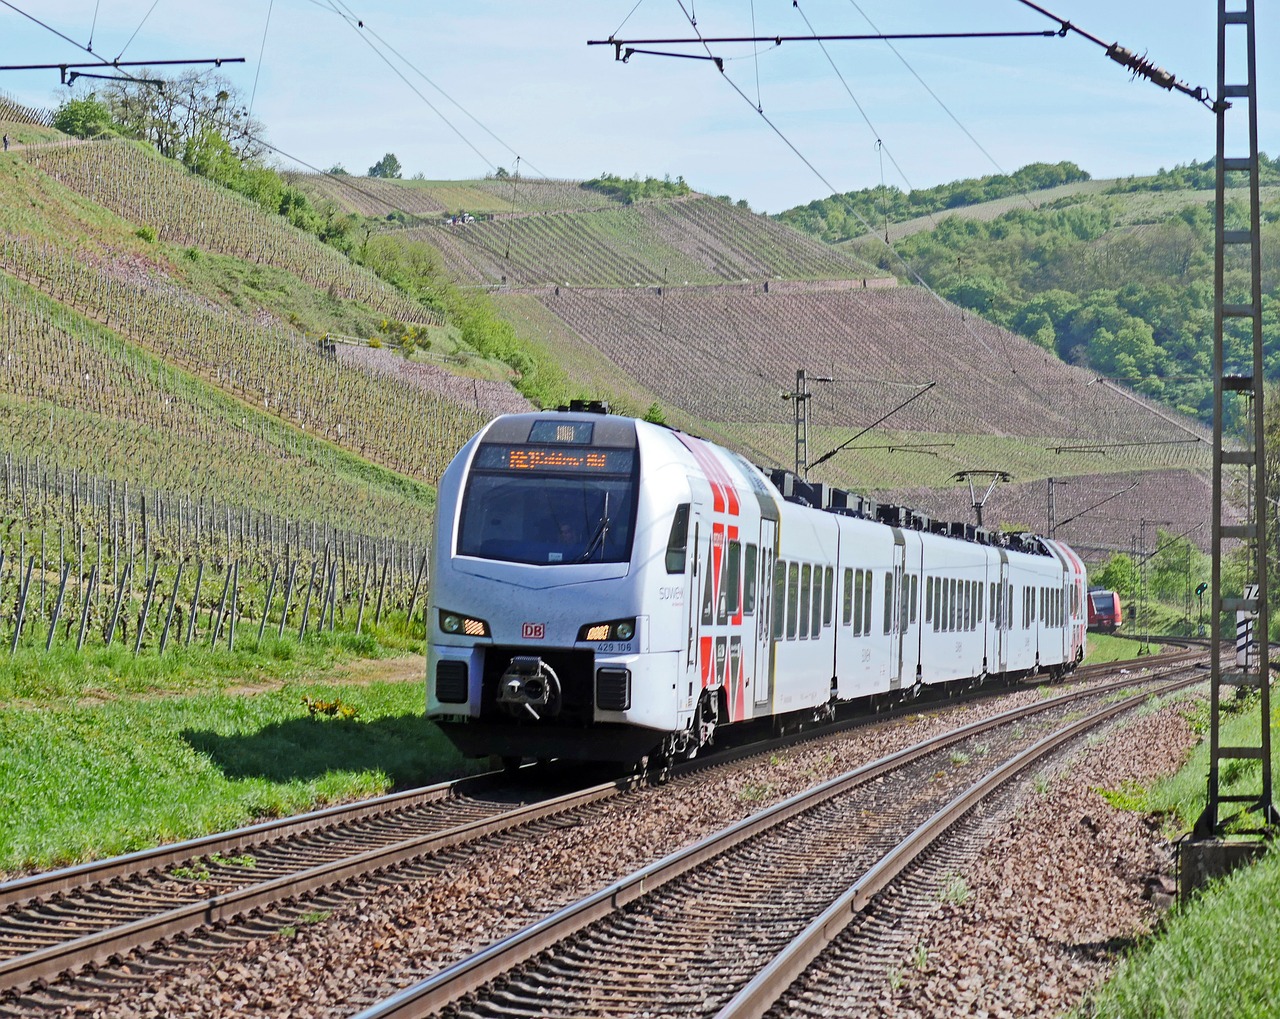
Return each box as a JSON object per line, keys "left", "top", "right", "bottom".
{"left": 845, "top": 0, "right": 1032, "bottom": 219}
{"left": 320, "top": 0, "right": 499, "bottom": 175}
{"left": 321, "top": 0, "right": 549, "bottom": 180}
{"left": 0, "top": 0, "right": 438, "bottom": 222}
{"left": 248, "top": 0, "right": 274, "bottom": 121}
{"left": 114, "top": 0, "right": 163, "bottom": 62}
{"left": 602, "top": 2, "right": 1208, "bottom": 460}
{"left": 86, "top": 0, "right": 101, "bottom": 53}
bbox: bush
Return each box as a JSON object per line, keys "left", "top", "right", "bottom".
{"left": 52, "top": 96, "right": 115, "bottom": 139}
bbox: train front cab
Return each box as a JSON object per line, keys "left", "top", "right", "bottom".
{"left": 427, "top": 415, "right": 782, "bottom": 763}
{"left": 426, "top": 412, "right": 663, "bottom": 762}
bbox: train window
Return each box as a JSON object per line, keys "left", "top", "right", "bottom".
{"left": 940, "top": 578, "right": 949, "bottom": 632}
{"left": 726, "top": 541, "right": 741, "bottom": 616}
{"left": 962, "top": 581, "right": 970, "bottom": 631}
{"left": 925, "top": 577, "right": 933, "bottom": 624}
{"left": 799, "top": 564, "right": 812, "bottom": 639}
{"left": 458, "top": 467, "right": 637, "bottom": 566}
{"left": 862, "top": 570, "right": 873, "bottom": 636}
{"left": 910, "top": 574, "right": 918, "bottom": 624}
{"left": 665, "top": 504, "right": 690, "bottom": 574}
{"left": 853, "top": 569, "right": 864, "bottom": 635}
{"left": 977, "top": 582, "right": 984, "bottom": 624}
{"left": 773, "top": 561, "right": 786, "bottom": 640}
{"left": 843, "top": 568, "right": 854, "bottom": 626}
{"left": 811, "top": 568, "right": 823, "bottom": 634}
{"left": 899, "top": 575, "right": 909, "bottom": 630}
{"left": 823, "top": 567, "right": 834, "bottom": 627}
{"left": 883, "top": 572, "right": 894, "bottom": 634}
{"left": 787, "top": 563, "right": 800, "bottom": 640}
{"left": 744, "top": 544, "right": 758, "bottom": 614}
{"left": 949, "top": 578, "right": 958, "bottom": 632}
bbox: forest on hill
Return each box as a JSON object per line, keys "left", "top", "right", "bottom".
{"left": 780, "top": 158, "right": 1280, "bottom": 425}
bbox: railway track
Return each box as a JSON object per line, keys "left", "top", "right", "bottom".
{"left": 0, "top": 649, "right": 1202, "bottom": 1014}
{"left": 351, "top": 666, "right": 1204, "bottom": 1019}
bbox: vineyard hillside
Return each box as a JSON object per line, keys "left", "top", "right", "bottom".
{"left": 498, "top": 284, "right": 1212, "bottom": 509}
{"left": 0, "top": 114, "right": 1219, "bottom": 568}
{"left": 0, "top": 130, "right": 530, "bottom": 546}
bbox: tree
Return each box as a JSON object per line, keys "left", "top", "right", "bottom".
{"left": 1095, "top": 553, "right": 1137, "bottom": 602}
{"left": 368, "top": 152, "right": 403, "bottom": 179}
{"left": 92, "top": 69, "right": 264, "bottom": 160}
{"left": 52, "top": 95, "right": 114, "bottom": 139}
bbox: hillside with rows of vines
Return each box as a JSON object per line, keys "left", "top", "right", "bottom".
{"left": 1, "top": 89, "right": 1223, "bottom": 572}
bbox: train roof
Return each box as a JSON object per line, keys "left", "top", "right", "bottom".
{"left": 521, "top": 404, "right": 1057, "bottom": 559}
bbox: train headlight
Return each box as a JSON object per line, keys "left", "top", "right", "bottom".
{"left": 439, "top": 609, "right": 490, "bottom": 637}
{"left": 577, "top": 618, "right": 636, "bottom": 642}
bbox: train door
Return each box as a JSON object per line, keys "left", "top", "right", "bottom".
{"left": 888, "top": 536, "right": 906, "bottom": 690}
{"left": 753, "top": 517, "right": 777, "bottom": 708}
{"left": 995, "top": 555, "right": 1009, "bottom": 674}
{"left": 684, "top": 502, "right": 704, "bottom": 705}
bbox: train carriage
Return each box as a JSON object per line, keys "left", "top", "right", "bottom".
{"left": 428, "top": 408, "right": 1087, "bottom": 765}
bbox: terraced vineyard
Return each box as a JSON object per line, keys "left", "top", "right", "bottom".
{"left": 0, "top": 270, "right": 438, "bottom": 536}
{"left": 878, "top": 468, "right": 1226, "bottom": 560}
{"left": 410, "top": 196, "right": 883, "bottom": 287}
{"left": 1, "top": 237, "right": 488, "bottom": 487}
{"left": 537, "top": 285, "right": 1209, "bottom": 445}
{"left": 22, "top": 140, "right": 439, "bottom": 326}
{"left": 291, "top": 173, "right": 625, "bottom": 218}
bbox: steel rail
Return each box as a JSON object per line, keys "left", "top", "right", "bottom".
{"left": 350, "top": 667, "right": 1201, "bottom": 1019}
{"left": 0, "top": 650, "right": 1201, "bottom": 1001}
{"left": 714, "top": 674, "right": 1204, "bottom": 1017}
{"left": 1, "top": 647, "right": 1194, "bottom": 916}
{"left": 0, "top": 780, "right": 625, "bottom": 995}
{"left": 0, "top": 775, "right": 489, "bottom": 912}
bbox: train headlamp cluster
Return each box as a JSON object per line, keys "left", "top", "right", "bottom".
{"left": 577, "top": 618, "right": 636, "bottom": 642}
{"left": 439, "top": 609, "right": 490, "bottom": 638}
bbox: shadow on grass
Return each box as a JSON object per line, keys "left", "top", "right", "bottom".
{"left": 181, "top": 713, "right": 468, "bottom": 790}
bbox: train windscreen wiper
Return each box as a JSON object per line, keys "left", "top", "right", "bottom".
{"left": 578, "top": 492, "right": 611, "bottom": 562}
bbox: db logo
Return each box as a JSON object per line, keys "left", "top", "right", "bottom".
{"left": 522, "top": 623, "right": 545, "bottom": 640}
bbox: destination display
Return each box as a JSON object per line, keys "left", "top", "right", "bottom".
{"left": 474, "top": 445, "right": 635, "bottom": 474}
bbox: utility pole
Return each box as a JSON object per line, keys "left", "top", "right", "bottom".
{"left": 1047, "top": 477, "right": 1070, "bottom": 538}
{"left": 781, "top": 369, "right": 831, "bottom": 477}
{"left": 1188, "top": 0, "right": 1277, "bottom": 883}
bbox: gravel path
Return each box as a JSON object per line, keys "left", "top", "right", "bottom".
{"left": 43, "top": 679, "right": 1200, "bottom": 1018}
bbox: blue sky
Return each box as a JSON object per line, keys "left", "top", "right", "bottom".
{"left": 3, "top": 2, "right": 1275, "bottom": 212}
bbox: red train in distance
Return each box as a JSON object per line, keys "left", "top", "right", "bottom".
{"left": 1087, "top": 588, "right": 1123, "bottom": 633}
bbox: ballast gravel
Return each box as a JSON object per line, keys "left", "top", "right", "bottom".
{"left": 868, "top": 693, "right": 1201, "bottom": 1018}
{"left": 54, "top": 676, "right": 1202, "bottom": 1019}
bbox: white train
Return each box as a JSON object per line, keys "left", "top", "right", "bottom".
{"left": 427, "top": 407, "right": 1088, "bottom": 765}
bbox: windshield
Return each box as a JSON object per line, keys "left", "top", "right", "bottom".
{"left": 457, "top": 445, "right": 638, "bottom": 565}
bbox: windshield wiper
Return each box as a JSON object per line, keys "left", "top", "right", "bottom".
{"left": 578, "top": 492, "right": 611, "bottom": 562}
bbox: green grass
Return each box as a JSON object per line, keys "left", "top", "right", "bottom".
{"left": 1083, "top": 633, "right": 1162, "bottom": 665}
{"left": 0, "top": 628, "right": 405, "bottom": 703}
{"left": 1074, "top": 846, "right": 1280, "bottom": 1018}
{"left": 1078, "top": 692, "right": 1280, "bottom": 1015}
{"left": 1136, "top": 694, "right": 1273, "bottom": 834}
{"left": 0, "top": 677, "right": 483, "bottom": 873}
